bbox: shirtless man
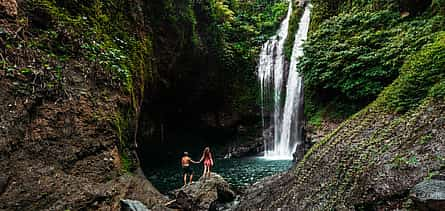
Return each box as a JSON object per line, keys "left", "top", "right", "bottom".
{"left": 181, "top": 152, "right": 199, "bottom": 186}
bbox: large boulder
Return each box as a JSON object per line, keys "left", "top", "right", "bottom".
{"left": 107, "top": 175, "right": 170, "bottom": 211}
{"left": 0, "top": 0, "right": 17, "bottom": 18}
{"left": 293, "top": 127, "right": 313, "bottom": 162}
{"left": 167, "top": 173, "right": 236, "bottom": 211}
{"left": 410, "top": 179, "right": 445, "bottom": 211}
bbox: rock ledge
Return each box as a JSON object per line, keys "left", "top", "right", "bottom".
{"left": 410, "top": 179, "right": 445, "bottom": 211}
{"left": 167, "top": 173, "right": 235, "bottom": 211}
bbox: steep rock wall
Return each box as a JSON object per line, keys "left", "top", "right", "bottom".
{"left": 0, "top": 0, "right": 166, "bottom": 209}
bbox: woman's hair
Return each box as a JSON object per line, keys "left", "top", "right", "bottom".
{"left": 203, "top": 147, "right": 211, "bottom": 158}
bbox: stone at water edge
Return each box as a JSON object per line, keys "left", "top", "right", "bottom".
{"left": 167, "top": 173, "right": 236, "bottom": 211}
{"left": 410, "top": 179, "right": 445, "bottom": 211}
{"left": 120, "top": 199, "right": 149, "bottom": 211}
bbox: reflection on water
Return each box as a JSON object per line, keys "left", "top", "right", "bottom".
{"left": 146, "top": 157, "right": 293, "bottom": 193}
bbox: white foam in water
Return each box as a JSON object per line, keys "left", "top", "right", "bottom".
{"left": 260, "top": 153, "right": 293, "bottom": 161}
{"left": 258, "top": 2, "right": 312, "bottom": 160}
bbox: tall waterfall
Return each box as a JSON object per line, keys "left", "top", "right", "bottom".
{"left": 258, "top": 2, "right": 311, "bottom": 159}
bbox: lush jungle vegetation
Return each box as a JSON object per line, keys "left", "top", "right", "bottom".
{"left": 300, "top": 0, "right": 445, "bottom": 125}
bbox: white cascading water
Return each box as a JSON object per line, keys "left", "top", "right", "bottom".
{"left": 258, "top": 2, "right": 311, "bottom": 159}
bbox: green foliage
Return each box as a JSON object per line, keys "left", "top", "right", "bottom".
{"left": 309, "top": 0, "right": 345, "bottom": 30}
{"left": 120, "top": 150, "right": 133, "bottom": 173}
{"left": 19, "top": 68, "right": 32, "bottom": 75}
{"left": 194, "top": 0, "right": 288, "bottom": 113}
{"left": 212, "top": 0, "right": 235, "bottom": 23}
{"left": 81, "top": 40, "right": 131, "bottom": 84}
{"left": 113, "top": 110, "right": 135, "bottom": 172}
{"left": 300, "top": 5, "right": 444, "bottom": 119}
{"left": 284, "top": 5, "right": 304, "bottom": 59}
{"left": 310, "top": 0, "right": 399, "bottom": 30}
{"left": 377, "top": 32, "right": 445, "bottom": 113}
{"left": 301, "top": 11, "right": 441, "bottom": 101}
{"left": 305, "top": 92, "right": 363, "bottom": 124}
{"left": 392, "top": 154, "right": 419, "bottom": 168}
{"left": 26, "top": 0, "right": 156, "bottom": 94}
{"left": 253, "top": 2, "right": 288, "bottom": 39}
{"left": 308, "top": 110, "right": 323, "bottom": 127}
{"left": 429, "top": 79, "right": 445, "bottom": 99}
{"left": 420, "top": 134, "right": 433, "bottom": 145}
{"left": 432, "top": 0, "right": 445, "bottom": 15}
{"left": 113, "top": 112, "right": 127, "bottom": 147}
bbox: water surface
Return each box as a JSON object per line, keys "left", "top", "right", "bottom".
{"left": 146, "top": 157, "right": 293, "bottom": 193}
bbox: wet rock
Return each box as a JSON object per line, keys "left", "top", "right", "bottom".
{"left": 293, "top": 127, "right": 313, "bottom": 162}
{"left": 106, "top": 175, "right": 170, "bottom": 210}
{"left": 410, "top": 179, "right": 445, "bottom": 211}
{"left": 120, "top": 199, "right": 149, "bottom": 211}
{"left": 0, "top": 0, "right": 17, "bottom": 18}
{"left": 173, "top": 190, "right": 194, "bottom": 210}
{"left": 0, "top": 176, "right": 8, "bottom": 194}
{"left": 227, "top": 139, "right": 264, "bottom": 158}
{"left": 293, "top": 140, "right": 312, "bottom": 162}
{"left": 167, "top": 173, "right": 235, "bottom": 211}
{"left": 223, "top": 126, "right": 266, "bottom": 158}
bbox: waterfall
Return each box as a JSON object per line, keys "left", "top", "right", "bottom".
{"left": 258, "top": 2, "right": 311, "bottom": 159}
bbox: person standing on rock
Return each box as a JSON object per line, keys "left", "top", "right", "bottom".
{"left": 199, "top": 147, "right": 214, "bottom": 179}
{"left": 181, "top": 152, "right": 199, "bottom": 186}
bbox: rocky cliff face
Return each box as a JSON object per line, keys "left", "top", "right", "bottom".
{"left": 0, "top": 0, "right": 166, "bottom": 209}
{"left": 0, "top": 24, "right": 168, "bottom": 210}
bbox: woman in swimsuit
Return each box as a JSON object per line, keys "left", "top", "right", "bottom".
{"left": 199, "top": 147, "right": 214, "bottom": 178}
